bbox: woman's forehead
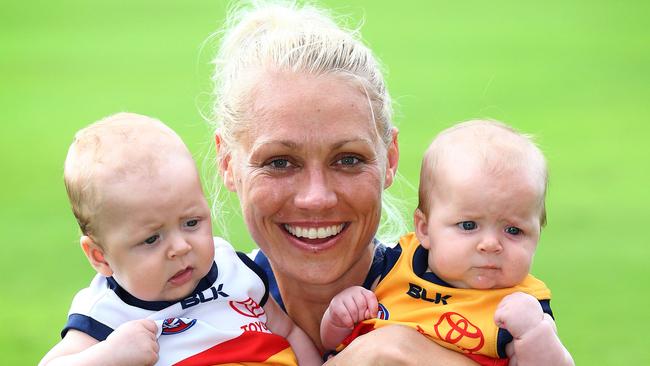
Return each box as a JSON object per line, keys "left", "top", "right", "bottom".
{"left": 243, "top": 71, "right": 382, "bottom": 146}
{"left": 251, "top": 71, "right": 370, "bottom": 116}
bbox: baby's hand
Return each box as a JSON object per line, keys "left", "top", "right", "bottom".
{"left": 105, "top": 319, "right": 159, "bottom": 366}
{"left": 494, "top": 292, "right": 544, "bottom": 339}
{"left": 327, "top": 286, "right": 378, "bottom": 329}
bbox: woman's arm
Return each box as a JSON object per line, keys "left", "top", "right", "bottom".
{"left": 264, "top": 297, "right": 323, "bottom": 366}
{"left": 324, "top": 325, "right": 477, "bottom": 366}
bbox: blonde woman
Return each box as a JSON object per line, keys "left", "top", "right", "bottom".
{"left": 210, "top": 2, "right": 477, "bottom": 364}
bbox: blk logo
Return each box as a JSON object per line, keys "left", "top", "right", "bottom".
{"left": 406, "top": 283, "right": 451, "bottom": 305}
{"left": 180, "top": 284, "right": 229, "bottom": 309}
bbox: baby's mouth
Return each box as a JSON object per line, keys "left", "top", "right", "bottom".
{"left": 169, "top": 267, "right": 194, "bottom": 286}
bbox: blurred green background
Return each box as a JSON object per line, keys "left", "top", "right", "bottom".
{"left": 2, "top": 0, "right": 648, "bottom": 364}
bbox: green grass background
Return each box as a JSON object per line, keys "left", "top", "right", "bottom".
{"left": 2, "top": 0, "right": 648, "bottom": 364}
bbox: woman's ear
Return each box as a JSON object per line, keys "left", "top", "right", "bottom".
{"left": 80, "top": 236, "right": 113, "bottom": 277}
{"left": 215, "top": 132, "right": 237, "bottom": 192}
{"left": 384, "top": 127, "right": 399, "bottom": 188}
{"left": 413, "top": 208, "right": 431, "bottom": 249}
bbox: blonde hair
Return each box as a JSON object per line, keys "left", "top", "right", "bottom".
{"left": 418, "top": 119, "right": 548, "bottom": 225}
{"left": 209, "top": 1, "right": 408, "bottom": 243}
{"left": 64, "top": 112, "right": 188, "bottom": 237}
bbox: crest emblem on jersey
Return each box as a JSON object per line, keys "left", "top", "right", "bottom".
{"left": 229, "top": 297, "right": 266, "bottom": 318}
{"left": 433, "top": 312, "right": 484, "bottom": 353}
{"left": 161, "top": 317, "right": 197, "bottom": 335}
{"left": 377, "top": 303, "right": 390, "bottom": 320}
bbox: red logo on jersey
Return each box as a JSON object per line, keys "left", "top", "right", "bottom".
{"left": 433, "top": 312, "right": 484, "bottom": 353}
{"left": 229, "top": 297, "right": 266, "bottom": 318}
{"left": 161, "top": 318, "right": 197, "bottom": 335}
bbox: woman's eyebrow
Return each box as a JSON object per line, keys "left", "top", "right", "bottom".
{"left": 251, "top": 138, "right": 373, "bottom": 152}
{"left": 250, "top": 140, "right": 298, "bottom": 151}
{"left": 332, "top": 138, "right": 374, "bottom": 150}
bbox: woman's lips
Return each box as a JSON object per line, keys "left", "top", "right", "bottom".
{"left": 169, "top": 267, "right": 194, "bottom": 286}
{"left": 283, "top": 223, "right": 345, "bottom": 239}
{"left": 282, "top": 223, "right": 349, "bottom": 251}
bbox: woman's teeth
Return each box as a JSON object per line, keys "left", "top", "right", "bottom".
{"left": 284, "top": 224, "right": 344, "bottom": 239}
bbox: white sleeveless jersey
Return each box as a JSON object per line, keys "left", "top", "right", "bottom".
{"left": 63, "top": 238, "right": 297, "bottom": 365}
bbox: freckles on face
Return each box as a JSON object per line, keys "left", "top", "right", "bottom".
{"left": 229, "top": 71, "right": 388, "bottom": 285}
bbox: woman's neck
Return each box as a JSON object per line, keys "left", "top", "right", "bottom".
{"left": 275, "top": 245, "right": 374, "bottom": 352}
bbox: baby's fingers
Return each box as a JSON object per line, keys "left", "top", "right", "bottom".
{"left": 363, "top": 290, "right": 379, "bottom": 318}
{"left": 332, "top": 302, "right": 356, "bottom": 328}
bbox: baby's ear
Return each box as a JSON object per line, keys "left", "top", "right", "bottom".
{"left": 413, "top": 208, "right": 431, "bottom": 249}
{"left": 80, "top": 236, "right": 113, "bottom": 277}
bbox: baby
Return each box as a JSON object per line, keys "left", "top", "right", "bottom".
{"left": 320, "top": 120, "right": 574, "bottom": 366}
{"left": 40, "top": 113, "right": 321, "bottom": 366}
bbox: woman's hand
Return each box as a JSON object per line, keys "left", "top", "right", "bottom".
{"left": 324, "top": 324, "right": 477, "bottom": 366}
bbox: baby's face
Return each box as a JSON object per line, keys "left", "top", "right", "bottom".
{"left": 415, "top": 164, "right": 543, "bottom": 289}
{"left": 91, "top": 156, "right": 215, "bottom": 301}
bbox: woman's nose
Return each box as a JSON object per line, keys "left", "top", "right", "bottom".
{"left": 293, "top": 167, "right": 337, "bottom": 210}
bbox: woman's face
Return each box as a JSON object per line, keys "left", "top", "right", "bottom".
{"left": 221, "top": 71, "right": 398, "bottom": 286}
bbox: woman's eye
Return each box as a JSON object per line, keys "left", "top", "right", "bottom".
{"left": 339, "top": 156, "right": 360, "bottom": 166}
{"left": 335, "top": 155, "right": 362, "bottom": 167}
{"left": 268, "top": 158, "right": 292, "bottom": 169}
{"left": 143, "top": 234, "right": 160, "bottom": 245}
{"left": 457, "top": 221, "right": 477, "bottom": 231}
{"left": 505, "top": 226, "right": 522, "bottom": 235}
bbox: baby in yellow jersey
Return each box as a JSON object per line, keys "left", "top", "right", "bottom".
{"left": 320, "top": 120, "right": 574, "bottom": 366}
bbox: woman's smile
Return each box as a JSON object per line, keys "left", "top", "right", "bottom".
{"left": 223, "top": 71, "right": 395, "bottom": 285}
{"left": 282, "top": 222, "right": 349, "bottom": 251}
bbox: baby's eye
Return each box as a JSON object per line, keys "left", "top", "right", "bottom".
{"left": 457, "top": 221, "right": 477, "bottom": 231}
{"left": 143, "top": 234, "right": 160, "bottom": 245}
{"left": 184, "top": 219, "right": 199, "bottom": 228}
{"left": 505, "top": 226, "right": 522, "bottom": 235}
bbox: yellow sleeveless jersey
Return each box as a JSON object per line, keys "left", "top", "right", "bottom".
{"left": 338, "top": 233, "right": 552, "bottom": 366}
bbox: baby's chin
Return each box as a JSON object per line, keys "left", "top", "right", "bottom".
{"left": 467, "top": 276, "right": 521, "bottom": 290}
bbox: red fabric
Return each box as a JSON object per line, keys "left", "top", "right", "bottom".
{"left": 465, "top": 353, "right": 509, "bottom": 366}
{"left": 175, "top": 331, "right": 290, "bottom": 365}
{"left": 339, "top": 322, "right": 377, "bottom": 349}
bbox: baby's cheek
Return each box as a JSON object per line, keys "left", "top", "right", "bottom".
{"left": 430, "top": 252, "right": 455, "bottom": 276}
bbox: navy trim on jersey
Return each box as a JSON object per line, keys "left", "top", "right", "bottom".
{"left": 62, "top": 313, "right": 113, "bottom": 341}
{"left": 237, "top": 251, "right": 270, "bottom": 307}
{"left": 254, "top": 239, "right": 388, "bottom": 312}
{"left": 363, "top": 239, "right": 394, "bottom": 288}
{"left": 412, "top": 244, "right": 457, "bottom": 287}
{"left": 540, "top": 299, "right": 554, "bottom": 319}
{"left": 254, "top": 250, "right": 284, "bottom": 311}
{"left": 496, "top": 328, "right": 513, "bottom": 358}
{"left": 106, "top": 262, "right": 219, "bottom": 311}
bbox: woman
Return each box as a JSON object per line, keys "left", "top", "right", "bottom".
{"left": 210, "top": 2, "right": 476, "bottom": 365}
